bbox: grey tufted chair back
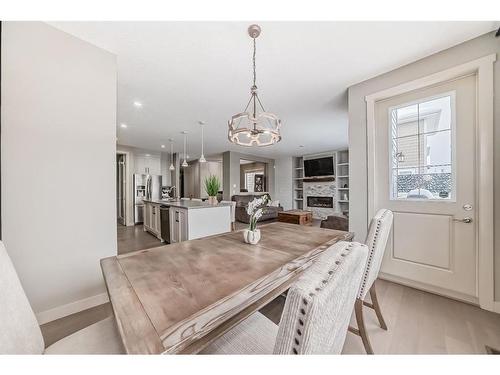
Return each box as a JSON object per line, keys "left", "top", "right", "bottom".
{"left": 0, "top": 241, "right": 45, "bottom": 354}
{"left": 273, "top": 241, "right": 368, "bottom": 354}
{"left": 357, "top": 209, "right": 393, "bottom": 299}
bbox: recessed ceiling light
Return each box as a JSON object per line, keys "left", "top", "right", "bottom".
{"left": 161, "top": 145, "right": 165, "bottom": 148}
{"left": 120, "top": 123, "right": 127, "bottom": 128}
{"left": 133, "top": 101, "right": 143, "bottom": 108}
{"left": 145, "top": 154, "right": 151, "bottom": 157}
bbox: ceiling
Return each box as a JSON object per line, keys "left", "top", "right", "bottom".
{"left": 50, "top": 21, "right": 498, "bottom": 159}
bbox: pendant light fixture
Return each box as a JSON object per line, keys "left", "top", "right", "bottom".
{"left": 228, "top": 24, "right": 282, "bottom": 147}
{"left": 181, "top": 131, "right": 188, "bottom": 167}
{"left": 199, "top": 121, "right": 206, "bottom": 163}
{"left": 168, "top": 138, "right": 175, "bottom": 171}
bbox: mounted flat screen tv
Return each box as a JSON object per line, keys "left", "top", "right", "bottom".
{"left": 304, "top": 157, "right": 334, "bottom": 177}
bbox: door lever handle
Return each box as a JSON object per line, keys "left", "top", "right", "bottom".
{"left": 453, "top": 217, "right": 473, "bottom": 224}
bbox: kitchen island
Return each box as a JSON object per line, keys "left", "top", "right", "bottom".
{"left": 142, "top": 199, "right": 232, "bottom": 243}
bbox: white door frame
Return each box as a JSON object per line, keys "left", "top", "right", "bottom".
{"left": 116, "top": 150, "right": 132, "bottom": 226}
{"left": 365, "top": 54, "right": 497, "bottom": 312}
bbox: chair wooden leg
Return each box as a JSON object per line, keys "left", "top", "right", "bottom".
{"left": 231, "top": 222, "right": 235, "bottom": 231}
{"left": 369, "top": 283, "right": 387, "bottom": 330}
{"left": 354, "top": 298, "right": 374, "bottom": 354}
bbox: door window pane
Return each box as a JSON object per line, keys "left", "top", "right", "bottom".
{"left": 395, "top": 135, "right": 420, "bottom": 169}
{"left": 390, "top": 94, "right": 454, "bottom": 200}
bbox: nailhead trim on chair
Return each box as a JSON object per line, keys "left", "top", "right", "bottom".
{"left": 358, "top": 210, "right": 389, "bottom": 298}
{"left": 290, "top": 242, "right": 354, "bottom": 354}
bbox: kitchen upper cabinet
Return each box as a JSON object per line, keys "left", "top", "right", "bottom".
{"left": 135, "top": 154, "right": 161, "bottom": 175}
{"left": 148, "top": 157, "right": 161, "bottom": 175}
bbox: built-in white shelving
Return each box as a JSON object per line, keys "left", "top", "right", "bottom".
{"left": 335, "top": 149, "right": 349, "bottom": 216}
{"left": 292, "top": 149, "right": 349, "bottom": 217}
{"left": 292, "top": 156, "right": 304, "bottom": 210}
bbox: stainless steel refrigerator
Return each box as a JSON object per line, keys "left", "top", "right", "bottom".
{"left": 134, "top": 174, "right": 162, "bottom": 224}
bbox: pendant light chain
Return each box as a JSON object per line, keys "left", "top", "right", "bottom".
{"left": 181, "top": 131, "right": 188, "bottom": 167}
{"left": 252, "top": 37, "right": 257, "bottom": 88}
{"left": 252, "top": 36, "right": 257, "bottom": 121}
{"left": 169, "top": 138, "right": 175, "bottom": 171}
{"left": 199, "top": 121, "right": 206, "bottom": 163}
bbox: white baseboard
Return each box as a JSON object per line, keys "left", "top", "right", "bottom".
{"left": 36, "top": 293, "right": 110, "bottom": 325}
{"left": 493, "top": 301, "right": 500, "bottom": 314}
{"left": 379, "top": 272, "right": 479, "bottom": 306}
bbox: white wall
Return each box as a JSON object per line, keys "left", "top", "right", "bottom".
{"left": 274, "top": 157, "right": 293, "bottom": 210}
{"left": 348, "top": 31, "right": 500, "bottom": 300}
{"left": 1, "top": 22, "right": 117, "bottom": 321}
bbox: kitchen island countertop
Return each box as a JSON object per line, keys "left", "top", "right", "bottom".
{"left": 143, "top": 198, "right": 232, "bottom": 210}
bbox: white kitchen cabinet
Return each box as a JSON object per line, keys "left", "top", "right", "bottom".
{"left": 170, "top": 207, "right": 188, "bottom": 243}
{"left": 143, "top": 201, "right": 163, "bottom": 240}
{"left": 135, "top": 155, "right": 161, "bottom": 175}
{"left": 144, "top": 203, "right": 152, "bottom": 228}
{"left": 148, "top": 156, "right": 161, "bottom": 175}
{"left": 168, "top": 204, "right": 231, "bottom": 243}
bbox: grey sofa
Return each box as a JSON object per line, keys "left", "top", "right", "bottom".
{"left": 232, "top": 194, "right": 283, "bottom": 223}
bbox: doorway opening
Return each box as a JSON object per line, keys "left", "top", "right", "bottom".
{"left": 239, "top": 159, "right": 267, "bottom": 193}
{"left": 116, "top": 153, "right": 126, "bottom": 226}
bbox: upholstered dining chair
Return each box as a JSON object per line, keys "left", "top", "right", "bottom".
{"left": 0, "top": 241, "right": 124, "bottom": 354}
{"left": 201, "top": 240, "right": 368, "bottom": 354}
{"left": 220, "top": 200, "right": 236, "bottom": 231}
{"left": 349, "top": 208, "right": 393, "bottom": 354}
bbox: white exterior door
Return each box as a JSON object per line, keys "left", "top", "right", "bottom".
{"left": 373, "top": 74, "right": 477, "bottom": 302}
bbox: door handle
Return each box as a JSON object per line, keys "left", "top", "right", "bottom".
{"left": 453, "top": 217, "right": 473, "bottom": 224}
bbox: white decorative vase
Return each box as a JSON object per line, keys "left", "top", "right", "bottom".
{"left": 243, "top": 229, "right": 261, "bottom": 245}
{"left": 208, "top": 196, "right": 218, "bottom": 205}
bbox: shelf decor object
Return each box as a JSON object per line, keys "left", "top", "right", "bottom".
{"left": 243, "top": 195, "right": 268, "bottom": 245}
{"left": 204, "top": 174, "right": 220, "bottom": 205}
{"left": 227, "top": 24, "right": 282, "bottom": 147}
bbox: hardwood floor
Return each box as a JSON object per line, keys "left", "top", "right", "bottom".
{"left": 39, "top": 279, "right": 500, "bottom": 354}
{"left": 117, "top": 223, "right": 163, "bottom": 255}
{"left": 343, "top": 280, "right": 500, "bottom": 354}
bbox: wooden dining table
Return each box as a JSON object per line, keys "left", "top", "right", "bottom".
{"left": 101, "top": 222, "right": 354, "bottom": 354}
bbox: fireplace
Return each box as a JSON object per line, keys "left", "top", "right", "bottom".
{"left": 307, "top": 196, "right": 333, "bottom": 208}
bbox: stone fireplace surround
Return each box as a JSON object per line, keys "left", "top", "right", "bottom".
{"left": 303, "top": 180, "right": 337, "bottom": 219}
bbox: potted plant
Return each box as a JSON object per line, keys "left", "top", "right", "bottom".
{"left": 204, "top": 175, "right": 220, "bottom": 205}
{"left": 243, "top": 195, "right": 268, "bottom": 245}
